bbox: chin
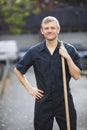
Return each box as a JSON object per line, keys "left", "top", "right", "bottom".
{"left": 47, "top": 38, "right": 56, "bottom": 41}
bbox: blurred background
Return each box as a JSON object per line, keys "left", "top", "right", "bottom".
{"left": 0, "top": 0, "right": 87, "bottom": 34}
{"left": 0, "top": 0, "right": 87, "bottom": 130}
{"left": 0, "top": 0, "right": 87, "bottom": 69}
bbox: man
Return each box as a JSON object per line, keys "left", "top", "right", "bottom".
{"left": 14, "top": 16, "right": 82, "bottom": 130}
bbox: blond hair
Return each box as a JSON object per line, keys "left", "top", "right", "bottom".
{"left": 41, "top": 16, "right": 60, "bottom": 29}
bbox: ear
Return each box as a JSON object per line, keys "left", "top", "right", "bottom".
{"left": 57, "top": 26, "right": 60, "bottom": 34}
{"left": 40, "top": 28, "right": 44, "bottom": 35}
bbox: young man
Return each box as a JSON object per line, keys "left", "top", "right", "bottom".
{"left": 14, "top": 16, "right": 82, "bottom": 130}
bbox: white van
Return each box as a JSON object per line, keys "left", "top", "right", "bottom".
{"left": 0, "top": 40, "right": 19, "bottom": 63}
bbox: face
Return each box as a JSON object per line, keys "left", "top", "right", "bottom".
{"left": 41, "top": 21, "right": 60, "bottom": 41}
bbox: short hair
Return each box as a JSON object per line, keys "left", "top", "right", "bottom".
{"left": 41, "top": 16, "right": 60, "bottom": 29}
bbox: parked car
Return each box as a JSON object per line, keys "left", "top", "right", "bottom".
{"left": 0, "top": 40, "right": 19, "bottom": 64}
{"left": 72, "top": 43, "right": 87, "bottom": 70}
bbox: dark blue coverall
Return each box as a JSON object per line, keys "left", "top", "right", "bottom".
{"left": 16, "top": 40, "right": 82, "bottom": 130}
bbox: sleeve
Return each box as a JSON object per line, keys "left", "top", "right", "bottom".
{"left": 70, "top": 46, "right": 83, "bottom": 70}
{"left": 16, "top": 49, "right": 33, "bottom": 74}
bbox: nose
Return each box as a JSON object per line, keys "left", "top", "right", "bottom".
{"left": 48, "top": 28, "right": 52, "bottom": 32}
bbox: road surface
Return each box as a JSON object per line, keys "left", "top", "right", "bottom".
{"left": 0, "top": 67, "right": 87, "bottom": 130}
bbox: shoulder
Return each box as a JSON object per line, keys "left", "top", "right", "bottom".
{"left": 25, "top": 41, "right": 44, "bottom": 55}
{"left": 30, "top": 41, "right": 44, "bottom": 51}
{"left": 64, "top": 42, "right": 76, "bottom": 53}
{"left": 64, "top": 42, "right": 74, "bottom": 49}
{"left": 64, "top": 42, "right": 80, "bottom": 59}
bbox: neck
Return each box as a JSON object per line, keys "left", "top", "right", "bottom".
{"left": 45, "top": 38, "right": 58, "bottom": 55}
{"left": 46, "top": 38, "right": 58, "bottom": 48}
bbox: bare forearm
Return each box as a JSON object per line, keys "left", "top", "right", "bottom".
{"left": 14, "top": 67, "right": 44, "bottom": 99}
{"left": 59, "top": 43, "right": 81, "bottom": 80}
{"left": 66, "top": 56, "right": 81, "bottom": 80}
{"left": 14, "top": 68, "right": 32, "bottom": 92}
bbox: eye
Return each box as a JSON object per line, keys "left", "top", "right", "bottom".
{"left": 44, "top": 27, "right": 49, "bottom": 30}
{"left": 51, "top": 27, "right": 56, "bottom": 29}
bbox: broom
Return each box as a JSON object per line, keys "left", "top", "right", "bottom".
{"left": 61, "top": 41, "right": 71, "bottom": 130}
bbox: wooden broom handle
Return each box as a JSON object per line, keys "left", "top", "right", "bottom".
{"left": 61, "top": 41, "right": 71, "bottom": 130}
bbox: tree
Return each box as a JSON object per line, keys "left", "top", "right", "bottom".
{"left": 1, "top": 0, "right": 86, "bottom": 34}
{"left": 0, "top": 0, "right": 61, "bottom": 34}
{"left": 0, "top": 0, "right": 41, "bottom": 34}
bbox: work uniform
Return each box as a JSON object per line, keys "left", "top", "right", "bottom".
{"left": 16, "top": 40, "right": 82, "bottom": 130}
